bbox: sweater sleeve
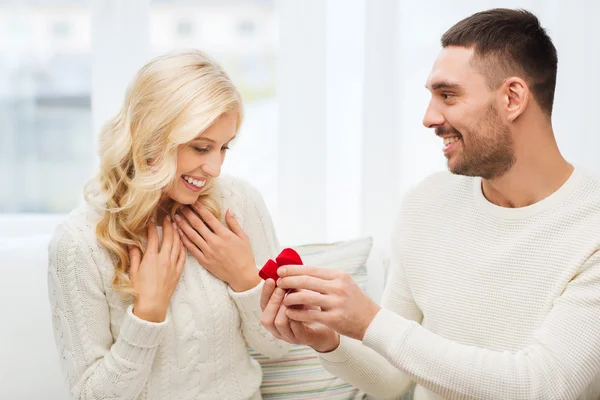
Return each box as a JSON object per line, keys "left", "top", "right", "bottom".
{"left": 48, "top": 222, "right": 169, "bottom": 400}
{"left": 362, "top": 251, "right": 600, "bottom": 400}
{"left": 227, "top": 181, "right": 291, "bottom": 360}
{"left": 317, "top": 213, "right": 421, "bottom": 398}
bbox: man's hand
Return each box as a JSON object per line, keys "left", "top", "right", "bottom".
{"left": 259, "top": 279, "right": 340, "bottom": 352}
{"left": 276, "top": 266, "right": 381, "bottom": 341}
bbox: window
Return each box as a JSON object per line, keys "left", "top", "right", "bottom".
{"left": 237, "top": 20, "right": 255, "bottom": 36}
{"left": 52, "top": 21, "right": 71, "bottom": 37}
{"left": 0, "top": 1, "right": 92, "bottom": 214}
{"left": 176, "top": 20, "right": 193, "bottom": 37}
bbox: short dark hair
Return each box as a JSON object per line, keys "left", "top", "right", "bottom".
{"left": 441, "top": 8, "right": 558, "bottom": 116}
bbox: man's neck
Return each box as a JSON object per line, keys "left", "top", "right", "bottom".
{"left": 481, "top": 140, "right": 573, "bottom": 208}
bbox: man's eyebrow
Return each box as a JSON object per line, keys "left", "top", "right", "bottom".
{"left": 426, "top": 81, "right": 462, "bottom": 91}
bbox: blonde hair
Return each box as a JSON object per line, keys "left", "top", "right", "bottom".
{"left": 84, "top": 50, "right": 244, "bottom": 295}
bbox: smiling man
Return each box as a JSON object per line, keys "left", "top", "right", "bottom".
{"left": 259, "top": 8, "right": 600, "bottom": 400}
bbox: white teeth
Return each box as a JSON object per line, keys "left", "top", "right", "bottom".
{"left": 443, "top": 137, "right": 460, "bottom": 146}
{"left": 183, "top": 176, "right": 205, "bottom": 188}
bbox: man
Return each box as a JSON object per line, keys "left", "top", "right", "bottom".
{"left": 260, "top": 8, "right": 600, "bottom": 400}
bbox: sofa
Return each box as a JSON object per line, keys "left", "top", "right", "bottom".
{"left": 0, "top": 223, "right": 410, "bottom": 399}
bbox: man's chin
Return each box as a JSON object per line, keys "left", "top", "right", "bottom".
{"left": 447, "top": 160, "right": 477, "bottom": 177}
{"left": 446, "top": 158, "right": 463, "bottom": 175}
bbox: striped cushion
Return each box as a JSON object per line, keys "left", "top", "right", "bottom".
{"left": 250, "top": 237, "right": 372, "bottom": 399}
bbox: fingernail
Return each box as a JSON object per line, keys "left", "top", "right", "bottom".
{"left": 151, "top": 215, "right": 156, "bottom": 223}
{"left": 172, "top": 222, "right": 177, "bottom": 230}
{"left": 228, "top": 208, "right": 235, "bottom": 217}
{"left": 178, "top": 228, "right": 184, "bottom": 237}
{"left": 174, "top": 214, "right": 181, "bottom": 222}
{"left": 166, "top": 215, "right": 171, "bottom": 222}
{"left": 278, "top": 267, "right": 286, "bottom": 276}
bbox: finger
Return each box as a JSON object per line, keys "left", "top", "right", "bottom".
{"left": 225, "top": 208, "right": 247, "bottom": 238}
{"left": 175, "top": 241, "right": 187, "bottom": 278}
{"left": 274, "top": 304, "right": 295, "bottom": 342}
{"left": 259, "top": 287, "right": 286, "bottom": 333}
{"left": 262, "top": 287, "right": 286, "bottom": 319}
{"left": 128, "top": 245, "right": 141, "bottom": 279}
{"left": 160, "top": 215, "right": 173, "bottom": 256}
{"left": 304, "top": 304, "right": 321, "bottom": 311}
{"left": 180, "top": 207, "right": 215, "bottom": 244}
{"left": 277, "top": 275, "right": 332, "bottom": 294}
{"left": 286, "top": 307, "right": 325, "bottom": 324}
{"left": 147, "top": 220, "right": 159, "bottom": 253}
{"left": 193, "top": 203, "right": 229, "bottom": 236}
{"left": 289, "top": 320, "right": 309, "bottom": 341}
{"left": 175, "top": 212, "right": 209, "bottom": 251}
{"left": 178, "top": 226, "right": 207, "bottom": 265}
{"left": 277, "top": 265, "right": 340, "bottom": 280}
{"left": 260, "top": 279, "right": 276, "bottom": 311}
{"left": 170, "top": 222, "right": 181, "bottom": 267}
{"left": 283, "top": 290, "right": 331, "bottom": 309}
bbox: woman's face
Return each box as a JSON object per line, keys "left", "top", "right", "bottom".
{"left": 165, "top": 110, "right": 238, "bottom": 205}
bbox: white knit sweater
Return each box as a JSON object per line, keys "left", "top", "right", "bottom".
{"left": 48, "top": 175, "right": 290, "bottom": 400}
{"left": 319, "top": 168, "right": 600, "bottom": 400}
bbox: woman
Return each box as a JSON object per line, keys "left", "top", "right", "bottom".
{"left": 48, "top": 50, "right": 289, "bottom": 400}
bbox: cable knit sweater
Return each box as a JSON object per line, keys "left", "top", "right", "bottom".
{"left": 319, "top": 168, "right": 600, "bottom": 400}
{"left": 47, "top": 175, "right": 290, "bottom": 400}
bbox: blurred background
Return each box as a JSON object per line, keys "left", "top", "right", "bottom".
{"left": 0, "top": 0, "right": 599, "bottom": 247}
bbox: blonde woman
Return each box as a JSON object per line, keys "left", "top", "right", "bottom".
{"left": 47, "top": 50, "right": 290, "bottom": 400}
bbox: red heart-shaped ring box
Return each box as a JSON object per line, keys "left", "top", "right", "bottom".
{"left": 258, "top": 248, "right": 303, "bottom": 281}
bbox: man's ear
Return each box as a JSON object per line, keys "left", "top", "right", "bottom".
{"left": 500, "top": 77, "right": 529, "bottom": 122}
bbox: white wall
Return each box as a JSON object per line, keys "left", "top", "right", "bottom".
{"left": 393, "top": 0, "right": 600, "bottom": 198}
{"left": 91, "top": 0, "right": 151, "bottom": 136}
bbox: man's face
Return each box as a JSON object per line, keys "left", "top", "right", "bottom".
{"left": 423, "top": 46, "right": 514, "bottom": 180}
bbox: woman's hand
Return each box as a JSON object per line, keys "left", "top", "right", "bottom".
{"left": 259, "top": 280, "right": 341, "bottom": 352}
{"left": 175, "top": 204, "right": 260, "bottom": 292}
{"left": 129, "top": 216, "right": 187, "bottom": 322}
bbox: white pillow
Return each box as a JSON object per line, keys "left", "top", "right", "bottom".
{"left": 250, "top": 237, "right": 372, "bottom": 400}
